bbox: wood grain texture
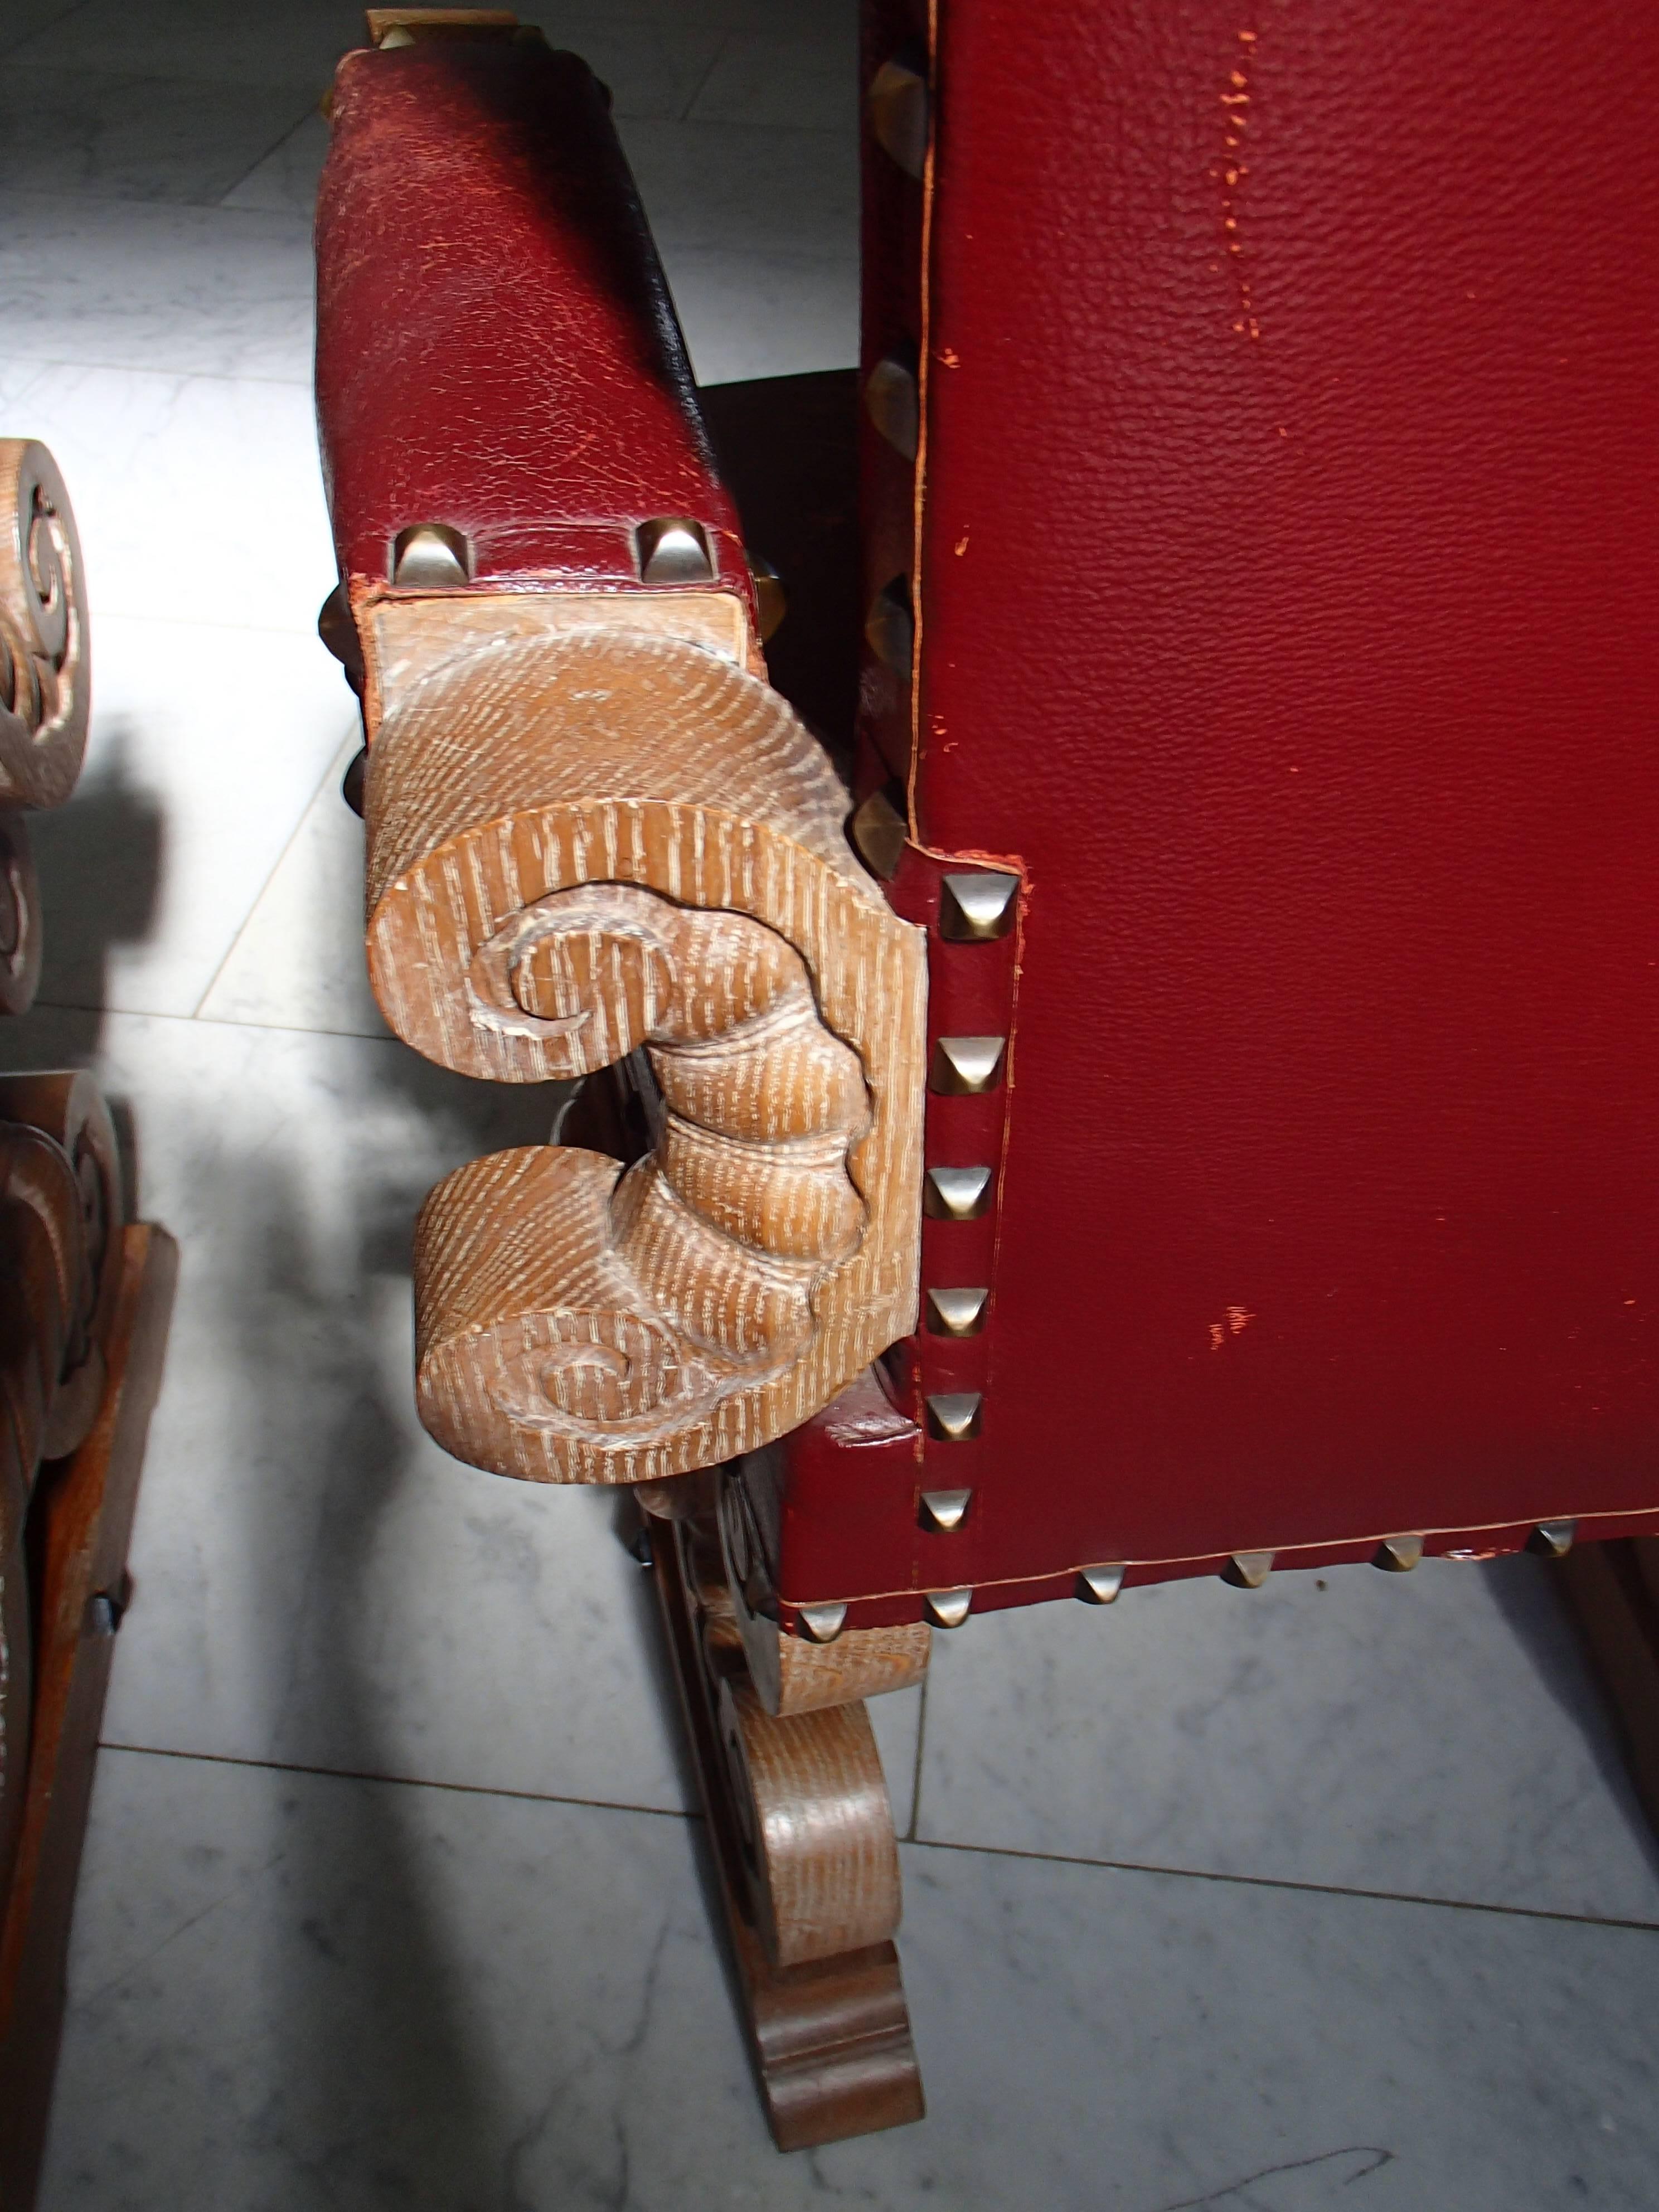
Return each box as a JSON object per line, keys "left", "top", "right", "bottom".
{"left": 0, "top": 1120, "right": 84, "bottom": 1914}
{"left": 0, "top": 1225, "right": 176, "bottom": 2212}
{"left": 0, "top": 1073, "right": 127, "bottom": 1462}
{"left": 0, "top": 442, "right": 88, "bottom": 816}
{"left": 1557, "top": 1539, "right": 1659, "bottom": 1847}
{"left": 645, "top": 1490, "right": 924, "bottom": 2148}
{"left": 377, "top": 628, "right": 926, "bottom": 1484}
{"left": 0, "top": 810, "right": 40, "bottom": 1020}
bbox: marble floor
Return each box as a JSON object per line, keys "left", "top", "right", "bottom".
{"left": 2, "top": 3, "right": 1656, "bottom": 2206}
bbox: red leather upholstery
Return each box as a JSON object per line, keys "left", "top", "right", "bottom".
{"left": 316, "top": 37, "right": 749, "bottom": 601}
{"left": 773, "top": 0, "right": 1659, "bottom": 1623}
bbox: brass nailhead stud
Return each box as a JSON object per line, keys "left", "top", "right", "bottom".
{"left": 797, "top": 1600, "right": 847, "bottom": 1643}
{"left": 745, "top": 549, "right": 785, "bottom": 641}
{"left": 1076, "top": 1564, "right": 1127, "bottom": 1605}
{"left": 1527, "top": 1520, "right": 1577, "bottom": 1559}
{"left": 391, "top": 523, "right": 470, "bottom": 587}
{"left": 1374, "top": 1534, "right": 1424, "bottom": 1573}
{"left": 865, "top": 353, "right": 919, "bottom": 462}
{"left": 925, "top": 1392, "right": 982, "bottom": 1442}
{"left": 939, "top": 871, "right": 1018, "bottom": 942}
{"left": 923, "top": 1165, "right": 992, "bottom": 1220}
{"left": 867, "top": 54, "right": 929, "bottom": 179}
{"left": 637, "top": 516, "right": 714, "bottom": 584}
{"left": 924, "top": 1587, "right": 973, "bottom": 1628}
{"left": 926, "top": 1285, "right": 989, "bottom": 1337}
{"left": 929, "top": 1035, "right": 1006, "bottom": 1095}
{"left": 919, "top": 1487, "right": 973, "bottom": 1532}
{"left": 850, "top": 785, "right": 907, "bottom": 880}
{"left": 1223, "top": 1550, "right": 1274, "bottom": 1589}
{"left": 864, "top": 575, "right": 913, "bottom": 678}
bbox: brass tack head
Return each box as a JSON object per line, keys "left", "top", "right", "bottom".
{"left": 867, "top": 54, "right": 929, "bottom": 179}
{"left": 1527, "top": 1519, "right": 1577, "bottom": 1559}
{"left": 926, "top": 1285, "right": 989, "bottom": 1337}
{"left": 929, "top": 1035, "right": 1006, "bottom": 1096}
{"left": 745, "top": 549, "right": 785, "bottom": 641}
{"left": 1374, "top": 1534, "right": 1424, "bottom": 1573}
{"left": 924, "top": 1586, "right": 973, "bottom": 1628}
{"left": 850, "top": 785, "right": 907, "bottom": 880}
{"left": 1075, "top": 1564, "right": 1127, "bottom": 1605}
{"left": 864, "top": 575, "right": 913, "bottom": 678}
{"left": 317, "top": 583, "right": 356, "bottom": 664}
{"left": 919, "top": 1486, "right": 973, "bottom": 1532}
{"left": 1223, "top": 1550, "right": 1274, "bottom": 1589}
{"left": 865, "top": 354, "right": 919, "bottom": 462}
{"left": 924, "top": 1391, "right": 982, "bottom": 1442}
{"left": 392, "top": 522, "right": 471, "bottom": 587}
{"left": 939, "top": 871, "right": 1018, "bottom": 942}
{"left": 923, "top": 1165, "right": 992, "bottom": 1220}
{"left": 637, "top": 516, "right": 714, "bottom": 584}
{"left": 797, "top": 1600, "right": 847, "bottom": 1644}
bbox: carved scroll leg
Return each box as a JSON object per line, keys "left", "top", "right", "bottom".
{"left": 644, "top": 1485, "right": 925, "bottom": 2149}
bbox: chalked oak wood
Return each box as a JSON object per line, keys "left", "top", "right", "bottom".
{"left": 316, "top": 18, "right": 928, "bottom": 2149}
{"left": 0, "top": 438, "right": 172, "bottom": 2210}
{"left": 644, "top": 1481, "right": 923, "bottom": 2148}
{"left": 0, "top": 1225, "right": 177, "bottom": 2212}
{"left": 374, "top": 629, "right": 926, "bottom": 1487}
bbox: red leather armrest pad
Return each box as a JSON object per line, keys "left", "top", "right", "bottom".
{"left": 315, "top": 41, "right": 744, "bottom": 591}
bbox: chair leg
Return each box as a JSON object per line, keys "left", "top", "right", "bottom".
{"left": 643, "top": 1488, "right": 925, "bottom": 2150}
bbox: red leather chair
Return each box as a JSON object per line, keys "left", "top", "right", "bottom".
{"left": 314, "top": 0, "right": 1659, "bottom": 2150}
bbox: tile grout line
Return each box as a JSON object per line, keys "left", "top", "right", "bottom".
{"left": 26, "top": 995, "right": 391, "bottom": 1044}
{"left": 904, "top": 1832, "right": 1659, "bottom": 1937}
{"left": 99, "top": 1739, "right": 702, "bottom": 1825}
{"left": 188, "top": 739, "right": 352, "bottom": 1020}
{"left": 905, "top": 1673, "right": 928, "bottom": 1844}
{"left": 98, "top": 1740, "right": 1659, "bottom": 1938}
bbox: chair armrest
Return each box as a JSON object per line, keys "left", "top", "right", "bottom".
{"left": 315, "top": 20, "right": 926, "bottom": 1486}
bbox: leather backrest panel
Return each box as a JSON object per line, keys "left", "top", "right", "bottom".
{"left": 316, "top": 40, "right": 745, "bottom": 592}
{"left": 911, "top": 0, "right": 1659, "bottom": 1567}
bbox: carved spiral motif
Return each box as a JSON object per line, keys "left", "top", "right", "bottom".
{"left": 375, "top": 630, "right": 927, "bottom": 1484}
{"left": 0, "top": 441, "right": 89, "bottom": 813}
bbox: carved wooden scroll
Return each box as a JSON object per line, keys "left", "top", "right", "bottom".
{"left": 0, "top": 441, "right": 88, "bottom": 817}
{"left": 644, "top": 1477, "right": 924, "bottom": 2147}
{"left": 0, "top": 443, "right": 88, "bottom": 1021}
{"left": 359, "top": 620, "right": 925, "bottom": 1485}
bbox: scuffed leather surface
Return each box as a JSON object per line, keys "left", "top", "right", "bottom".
{"left": 316, "top": 41, "right": 745, "bottom": 591}
{"left": 899, "top": 0, "right": 1659, "bottom": 1577}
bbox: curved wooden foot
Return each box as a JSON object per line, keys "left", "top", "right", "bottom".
{"left": 644, "top": 1479, "right": 925, "bottom": 2149}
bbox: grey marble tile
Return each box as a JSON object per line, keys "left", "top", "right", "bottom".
{"left": 0, "top": 0, "right": 84, "bottom": 54}
{"left": 917, "top": 1555, "right": 1659, "bottom": 1925}
{"left": 663, "top": 244, "right": 857, "bottom": 382}
{"left": 3, "top": 363, "right": 336, "bottom": 633}
{"left": 533, "top": 4, "right": 727, "bottom": 120}
{"left": 41, "top": 1746, "right": 1659, "bottom": 2211}
{"left": 688, "top": 26, "right": 857, "bottom": 133}
{"left": 617, "top": 116, "right": 857, "bottom": 258}
{"left": 216, "top": 110, "right": 328, "bottom": 219}
{"left": 26, "top": 618, "right": 357, "bottom": 1017}
{"left": 12, "top": 0, "right": 361, "bottom": 88}
{"left": 0, "top": 1006, "right": 688, "bottom": 1808}
{"left": 0, "top": 197, "right": 313, "bottom": 379}
{"left": 196, "top": 734, "right": 388, "bottom": 1039}
{"left": 0, "top": 67, "right": 319, "bottom": 205}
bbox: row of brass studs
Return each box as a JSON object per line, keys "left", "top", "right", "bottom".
{"left": 912, "top": 872, "right": 1019, "bottom": 1604}
{"left": 388, "top": 517, "right": 721, "bottom": 590}
{"left": 1071, "top": 1519, "right": 1580, "bottom": 1611}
